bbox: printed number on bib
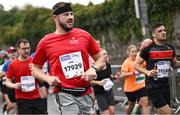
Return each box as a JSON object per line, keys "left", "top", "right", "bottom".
{"left": 21, "top": 76, "right": 35, "bottom": 92}
{"left": 59, "top": 51, "right": 84, "bottom": 79}
{"left": 157, "top": 61, "right": 171, "bottom": 78}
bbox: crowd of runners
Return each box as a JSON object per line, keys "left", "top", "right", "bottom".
{"left": 0, "top": 1, "right": 180, "bottom": 115}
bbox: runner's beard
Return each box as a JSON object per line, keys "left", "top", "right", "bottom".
{"left": 159, "top": 36, "right": 167, "bottom": 42}
{"left": 23, "top": 52, "right": 30, "bottom": 58}
{"left": 156, "top": 35, "right": 166, "bottom": 42}
{"left": 59, "top": 22, "right": 73, "bottom": 32}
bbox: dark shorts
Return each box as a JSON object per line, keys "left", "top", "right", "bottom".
{"left": 147, "top": 87, "right": 170, "bottom": 109}
{"left": 95, "top": 89, "right": 115, "bottom": 111}
{"left": 16, "top": 98, "right": 45, "bottom": 114}
{"left": 1, "top": 84, "right": 7, "bottom": 94}
{"left": 1, "top": 77, "right": 7, "bottom": 94}
{"left": 7, "top": 88, "right": 16, "bottom": 102}
{"left": 0, "top": 79, "right": 2, "bottom": 91}
{"left": 125, "top": 87, "right": 148, "bottom": 102}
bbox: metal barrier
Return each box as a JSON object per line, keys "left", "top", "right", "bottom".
{"left": 170, "top": 68, "right": 180, "bottom": 114}
{"left": 176, "top": 68, "right": 180, "bottom": 101}
{"left": 111, "top": 65, "right": 128, "bottom": 108}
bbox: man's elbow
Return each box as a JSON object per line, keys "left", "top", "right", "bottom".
{"left": 31, "top": 67, "right": 39, "bottom": 78}
{"left": 5, "top": 80, "right": 10, "bottom": 88}
{"left": 31, "top": 64, "right": 42, "bottom": 76}
{"left": 173, "top": 62, "right": 180, "bottom": 69}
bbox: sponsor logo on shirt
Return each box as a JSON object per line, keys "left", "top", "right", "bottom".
{"left": 70, "top": 37, "right": 79, "bottom": 44}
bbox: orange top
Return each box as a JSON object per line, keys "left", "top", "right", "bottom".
{"left": 121, "top": 57, "right": 146, "bottom": 92}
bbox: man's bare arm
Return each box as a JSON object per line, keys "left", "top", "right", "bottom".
{"left": 6, "top": 77, "right": 21, "bottom": 89}
{"left": 134, "top": 55, "right": 157, "bottom": 77}
{"left": 172, "top": 57, "right": 180, "bottom": 69}
{"left": 82, "top": 52, "right": 106, "bottom": 81}
{"left": 92, "top": 51, "right": 107, "bottom": 71}
{"left": 31, "top": 64, "right": 60, "bottom": 86}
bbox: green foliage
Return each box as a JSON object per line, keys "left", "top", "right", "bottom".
{"left": 0, "top": 5, "right": 54, "bottom": 51}
{"left": 21, "top": 5, "right": 54, "bottom": 51}
{"left": 147, "top": 0, "right": 179, "bottom": 40}
{"left": 74, "top": 0, "right": 143, "bottom": 44}
{"left": 0, "top": 0, "right": 179, "bottom": 50}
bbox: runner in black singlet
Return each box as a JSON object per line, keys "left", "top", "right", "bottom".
{"left": 134, "top": 22, "right": 180, "bottom": 114}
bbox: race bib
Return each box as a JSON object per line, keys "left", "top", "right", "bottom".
{"left": 103, "top": 78, "right": 114, "bottom": 91}
{"left": 21, "top": 76, "right": 35, "bottom": 92}
{"left": 177, "top": 68, "right": 180, "bottom": 73}
{"left": 157, "top": 61, "right": 171, "bottom": 78}
{"left": 135, "top": 71, "right": 145, "bottom": 84}
{"left": 59, "top": 51, "right": 84, "bottom": 79}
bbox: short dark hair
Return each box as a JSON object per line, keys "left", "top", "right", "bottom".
{"left": 16, "top": 39, "right": 29, "bottom": 48}
{"left": 151, "top": 22, "right": 165, "bottom": 32}
{"left": 52, "top": 2, "right": 72, "bottom": 15}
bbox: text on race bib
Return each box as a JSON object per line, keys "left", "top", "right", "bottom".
{"left": 157, "top": 61, "right": 171, "bottom": 78}
{"left": 21, "top": 76, "right": 35, "bottom": 92}
{"left": 59, "top": 51, "right": 84, "bottom": 79}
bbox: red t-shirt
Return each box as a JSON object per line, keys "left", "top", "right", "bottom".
{"left": 33, "top": 28, "right": 100, "bottom": 94}
{"left": 7, "top": 58, "right": 40, "bottom": 99}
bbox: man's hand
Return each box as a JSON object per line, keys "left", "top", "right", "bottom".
{"left": 147, "top": 69, "right": 158, "bottom": 77}
{"left": 81, "top": 67, "right": 97, "bottom": 81}
{"left": 31, "top": 63, "right": 61, "bottom": 87}
{"left": 14, "top": 82, "right": 21, "bottom": 89}
{"left": 46, "top": 76, "right": 61, "bottom": 87}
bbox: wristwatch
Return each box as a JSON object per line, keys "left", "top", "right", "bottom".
{"left": 91, "top": 65, "right": 98, "bottom": 79}
{"left": 91, "top": 65, "right": 98, "bottom": 72}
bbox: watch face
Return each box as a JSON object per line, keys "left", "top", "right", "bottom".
{"left": 91, "top": 66, "right": 97, "bottom": 72}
